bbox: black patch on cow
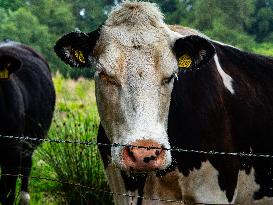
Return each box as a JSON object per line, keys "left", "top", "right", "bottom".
{"left": 97, "top": 124, "right": 111, "bottom": 168}
{"left": 121, "top": 171, "right": 147, "bottom": 205}
{"left": 214, "top": 43, "right": 273, "bottom": 200}
{"left": 253, "top": 159, "right": 273, "bottom": 199}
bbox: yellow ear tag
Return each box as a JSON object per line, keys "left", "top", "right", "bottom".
{"left": 0, "top": 68, "right": 9, "bottom": 79}
{"left": 178, "top": 54, "right": 192, "bottom": 69}
{"left": 74, "top": 49, "right": 85, "bottom": 63}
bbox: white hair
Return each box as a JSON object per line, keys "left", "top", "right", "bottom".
{"left": 105, "top": 1, "right": 165, "bottom": 28}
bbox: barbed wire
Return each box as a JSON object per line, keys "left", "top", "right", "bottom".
{"left": 1, "top": 173, "right": 234, "bottom": 205}
{"left": 0, "top": 134, "right": 271, "bottom": 204}
{"left": 1, "top": 134, "right": 273, "bottom": 159}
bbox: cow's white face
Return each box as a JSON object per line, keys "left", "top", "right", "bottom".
{"left": 94, "top": 24, "right": 178, "bottom": 170}
{"left": 54, "top": 2, "right": 215, "bottom": 172}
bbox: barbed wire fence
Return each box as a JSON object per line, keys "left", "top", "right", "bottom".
{"left": 1, "top": 134, "right": 273, "bottom": 205}
{"left": 1, "top": 173, "right": 203, "bottom": 205}
{"left": 1, "top": 134, "right": 273, "bottom": 158}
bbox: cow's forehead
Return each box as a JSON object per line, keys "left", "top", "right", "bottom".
{"left": 95, "top": 2, "right": 179, "bottom": 49}
{"left": 94, "top": 2, "right": 181, "bottom": 76}
{"left": 95, "top": 30, "right": 177, "bottom": 78}
{"left": 101, "top": 25, "right": 168, "bottom": 48}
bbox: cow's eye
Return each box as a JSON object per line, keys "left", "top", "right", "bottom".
{"left": 99, "top": 71, "right": 120, "bottom": 86}
{"left": 162, "top": 74, "right": 176, "bottom": 85}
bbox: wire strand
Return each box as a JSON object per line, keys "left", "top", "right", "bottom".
{"left": 1, "top": 134, "right": 272, "bottom": 159}
{"left": 1, "top": 173, "right": 233, "bottom": 205}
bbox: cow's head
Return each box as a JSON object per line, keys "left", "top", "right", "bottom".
{"left": 0, "top": 43, "right": 22, "bottom": 80}
{"left": 54, "top": 2, "right": 215, "bottom": 172}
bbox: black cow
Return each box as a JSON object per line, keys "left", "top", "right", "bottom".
{"left": 0, "top": 41, "right": 55, "bottom": 205}
{"left": 54, "top": 1, "right": 273, "bottom": 204}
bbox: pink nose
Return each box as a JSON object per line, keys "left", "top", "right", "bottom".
{"left": 122, "top": 140, "right": 166, "bottom": 172}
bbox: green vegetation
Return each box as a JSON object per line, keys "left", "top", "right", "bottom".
{"left": 155, "top": 0, "right": 273, "bottom": 56}
{"left": 21, "top": 74, "right": 113, "bottom": 204}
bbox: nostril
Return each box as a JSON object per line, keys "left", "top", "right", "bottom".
{"left": 126, "top": 146, "right": 136, "bottom": 162}
{"left": 155, "top": 150, "right": 160, "bottom": 156}
{"left": 143, "top": 157, "right": 150, "bottom": 163}
{"left": 150, "top": 155, "right": 156, "bottom": 160}
{"left": 143, "top": 155, "right": 157, "bottom": 163}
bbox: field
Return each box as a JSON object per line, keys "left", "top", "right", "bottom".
{"left": 16, "top": 73, "right": 113, "bottom": 205}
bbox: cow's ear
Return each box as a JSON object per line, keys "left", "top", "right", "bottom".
{"left": 0, "top": 55, "right": 21, "bottom": 80}
{"left": 173, "top": 35, "right": 215, "bottom": 71}
{"left": 54, "top": 27, "right": 101, "bottom": 68}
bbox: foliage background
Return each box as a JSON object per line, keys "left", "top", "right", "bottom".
{"left": 0, "top": 0, "right": 272, "bottom": 78}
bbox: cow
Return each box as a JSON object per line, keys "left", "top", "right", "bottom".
{"left": 0, "top": 41, "right": 55, "bottom": 205}
{"left": 54, "top": 1, "right": 273, "bottom": 205}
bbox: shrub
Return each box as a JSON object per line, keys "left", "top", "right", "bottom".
{"left": 30, "top": 75, "right": 113, "bottom": 204}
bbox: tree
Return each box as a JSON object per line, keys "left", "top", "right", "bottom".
{"left": 0, "top": 7, "right": 51, "bottom": 53}
{"left": 216, "top": 0, "right": 255, "bottom": 31}
{"left": 153, "top": 0, "right": 194, "bottom": 25}
{"left": 0, "top": 7, "right": 75, "bottom": 76}
{"left": 28, "top": 0, "right": 76, "bottom": 35}
{"left": 249, "top": 0, "right": 273, "bottom": 41}
{"left": 0, "top": 0, "right": 25, "bottom": 10}
{"left": 64, "top": 0, "right": 114, "bottom": 32}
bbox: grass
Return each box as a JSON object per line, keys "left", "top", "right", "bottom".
{"left": 19, "top": 73, "right": 113, "bottom": 205}
{"left": 252, "top": 43, "right": 273, "bottom": 57}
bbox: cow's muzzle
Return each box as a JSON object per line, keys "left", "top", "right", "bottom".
{"left": 122, "top": 140, "right": 166, "bottom": 172}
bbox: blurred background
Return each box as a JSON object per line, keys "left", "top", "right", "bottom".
{"left": 0, "top": 1, "right": 272, "bottom": 204}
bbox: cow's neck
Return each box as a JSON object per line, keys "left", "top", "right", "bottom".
{"left": 167, "top": 57, "right": 240, "bottom": 202}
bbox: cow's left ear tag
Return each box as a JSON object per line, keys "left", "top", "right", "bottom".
{"left": 178, "top": 54, "right": 192, "bottom": 69}
{"left": 0, "top": 66, "right": 10, "bottom": 80}
{"left": 72, "top": 48, "right": 85, "bottom": 63}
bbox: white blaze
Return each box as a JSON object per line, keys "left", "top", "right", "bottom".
{"left": 214, "top": 54, "right": 235, "bottom": 94}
